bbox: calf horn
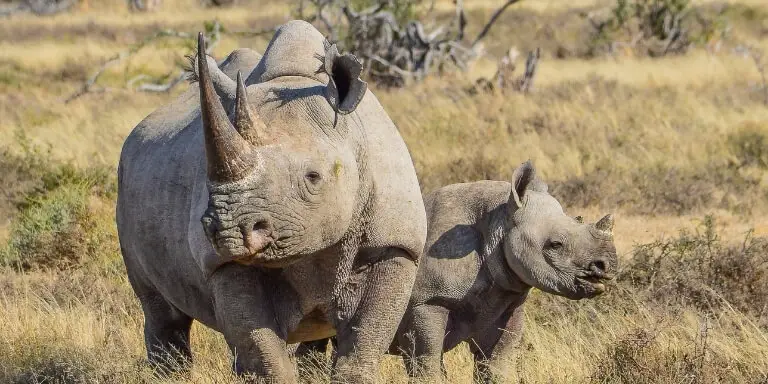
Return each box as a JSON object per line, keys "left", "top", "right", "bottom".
{"left": 595, "top": 214, "right": 614, "bottom": 235}
{"left": 233, "top": 71, "right": 267, "bottom": 147}
{"left": 198, "top": 33, "right": 253, "bottom": 182}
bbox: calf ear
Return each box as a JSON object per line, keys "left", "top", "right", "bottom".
{"left": 322, "top": 43, "right": 367, "bottom": 115}
{"left": 509, "top": 160, "right": 537, "bottom": 210}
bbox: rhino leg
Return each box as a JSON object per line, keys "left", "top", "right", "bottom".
{"left": 142, "top": 294, "right": 194, "bottom": 374}
{"left": 396, "top": 304, "right": 449, "bottom": 383}
{"left": 471, "top": 303, "right": 525, "bottom": 384}
{"left": 125, "top": 260, "right": 193, "bottom": 374}
{"left": 332, "top": 247, "right": 417, "bottom": 383}
{"left": 208, "top": 263, "right": 296, "bottom": 383}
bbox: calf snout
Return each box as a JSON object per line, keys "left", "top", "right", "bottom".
{"left": 587, "top": 257, "right": 615, "bottom": 280}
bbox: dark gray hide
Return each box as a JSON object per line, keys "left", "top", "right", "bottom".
{"left": 298, "top": 161, "right": 618, "bottom": 383}
{"left": 116, "top": 20, "right": 426, "bottom": 383}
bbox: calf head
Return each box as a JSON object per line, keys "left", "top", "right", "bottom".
{"left": 195, "top": 33, "right": 368, "bottom": 268}
{"left": 502, "top": 161, "right": 618, "bottom": 299}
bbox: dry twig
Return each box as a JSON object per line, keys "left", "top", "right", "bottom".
{"left": 65, "top": 23, "right": 221, "bottom": 103}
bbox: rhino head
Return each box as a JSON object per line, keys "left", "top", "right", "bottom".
{"left": 195, "top": 31, "right": 368, "bottom": 268}
{"left": 502, "top": 161, "right": 618, "bottom": 299}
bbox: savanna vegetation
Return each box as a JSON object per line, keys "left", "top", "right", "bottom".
{"left": 1, "top": 0, "right": 767, "bottom": 382}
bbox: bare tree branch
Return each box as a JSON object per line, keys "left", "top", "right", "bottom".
{"left": 470, "top": 0, "right": 523, "bottom": 49}
{"left": 64, "top": 25, "right": 218, "bottom": 103}
{"left": 517, "top": 47, "right": 540, "bottom": 92}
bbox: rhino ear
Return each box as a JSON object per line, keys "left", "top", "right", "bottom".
{"left": 322, "top": 43, "right": 367, "bottom": 115}
{"left": 530, "top": 175, "right": 548, "bottom": 193}
{"left": 509, "top": 160, "right": 537, "bottom": 210}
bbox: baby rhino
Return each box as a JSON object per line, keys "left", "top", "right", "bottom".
{"left": 301, "top": 161, "right": 618, "bottom": 382}
{"left": 397, "top": 161, "right": 617, "bottom": 382}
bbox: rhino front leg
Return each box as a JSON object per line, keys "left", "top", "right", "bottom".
{"left": 209, "top": 263, "right": 296, "bottom": 383}
{"left": 396, "top": 304, "right": 449, "bottom": 382}
{"left": 125, "top": 256, "right": 193, "bottom": 375}
{"left": 332, "top": 247, "right": 418, "bottom": 383}
{"left": 140, "top": 292, "right": 194, "bottom": 374}
{"left": 472, "top": 303, "right": 526, "bottom": 384}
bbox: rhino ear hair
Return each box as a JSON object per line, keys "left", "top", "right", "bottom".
{"left": 322, "top": 43, "right": 367, "bottom": 115}
{"left": 509, "top": 160, "right": 536, "bottom": 210}
{"left": 530, "top": 175, "right": 548, "bottom": 193}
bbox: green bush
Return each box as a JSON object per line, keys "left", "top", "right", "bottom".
{"left": 0, "top": 140, "right": 118, "bottom": 271}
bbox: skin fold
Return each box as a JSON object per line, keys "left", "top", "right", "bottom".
{"left": 116, "top": 21, "right": 426, "bottom": 383}
{"left": 299, "top": 161, "right": 618, "bottom": 383}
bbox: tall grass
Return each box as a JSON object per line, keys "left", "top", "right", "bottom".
{"left": 1, "top": 0, "right": 767, "bottom": 382}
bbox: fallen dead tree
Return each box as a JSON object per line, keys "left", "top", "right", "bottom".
{"left": 470, "top": 47, "right": 540, "bottom": 95}
{"left": 66, "top": 0, "right": 531, "bottom": 102}
{"left": 302, "top": 0, "right": 525, "bottom": 87}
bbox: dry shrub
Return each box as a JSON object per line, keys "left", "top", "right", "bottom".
{"left": 551, "top": 160, "right": 765, "bottom": 215}
{"left": 728, "top": 120, "right": 768, "bottom": 169}
{"left": 587, "top": 0, "right": 728, "bottom": 57}
{"left": 0, "top": 144, "right": 50, "bottom": 222}
{"left": 590, "top": 324, "right": 766, "bottom": 384}
{"left": 620, "top": 216, "right": 768, "bottom": 323}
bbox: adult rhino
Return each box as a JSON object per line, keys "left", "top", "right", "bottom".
{"left": 300, "top": 161, "right": 618, "bottom": 382}
{"left": 116, "top": 21, "right": 426, "bottom": 383}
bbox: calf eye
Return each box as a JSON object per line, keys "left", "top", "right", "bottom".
{"left": 305, "top": 171, "right": 322, "bottom": 185}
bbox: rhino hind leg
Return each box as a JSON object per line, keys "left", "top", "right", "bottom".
{"left": 140, "top": 292, "right": 194, "bottom": 375}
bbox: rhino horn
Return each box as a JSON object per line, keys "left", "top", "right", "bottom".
{"left": 233, "top": 71, "right": 267, "bottom": 147}
{"left": 197, "top": 33, "right": 253, "bottom": 182}
{"left": 595, "top": 214, "right": 614, "bottom": 235}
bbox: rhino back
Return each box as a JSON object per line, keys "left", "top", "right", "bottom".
{"left": 355, "top": 91, "right": 427, "bottom": 259}
{"left": 410, "top": 181, "right": 511, "bottom": 305}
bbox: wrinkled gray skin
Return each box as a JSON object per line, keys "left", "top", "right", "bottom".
{"left": 300, "top": 161, "right": 618, "bottom": 383}
{"left": 116, "top": 20, "right": 426, "bottom": 383}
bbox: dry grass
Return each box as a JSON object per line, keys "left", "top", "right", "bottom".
{"left": 1, "top": 0, "right": 768, "bottom": 382}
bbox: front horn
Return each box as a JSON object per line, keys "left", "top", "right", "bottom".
{"left": 198, "top": 33, "right": 253, "bottom": 182}
{"left": 595, "top": 214, "right": 614, "bottom": 235}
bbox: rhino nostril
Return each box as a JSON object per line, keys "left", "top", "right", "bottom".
{"left": 252, "top": 220, "right": 270, "bottom": 235}
{"left": 589, "top": 260, "right": 607, "bottom": 274}
{"left": 243, "top": 220, "right": 272, "bottom": 254}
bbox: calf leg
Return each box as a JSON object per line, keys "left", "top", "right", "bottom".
{"left": 472, "top": 303, "right": 525, "bottom": 384}
{"left": 396, "top": 304, "right": 449, "bottom": 383}
{"left": 332, "top": 247, "right": 418, "bottom": 383}
{"left": 209, "top": 263, "right": 296, "bottom": 383}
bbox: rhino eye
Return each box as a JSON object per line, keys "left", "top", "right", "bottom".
{"left": 546, "top": 240, "right": 564, "bottom": 251}
{"left": 305, "top": 171, "right": 322, "bottom": 185}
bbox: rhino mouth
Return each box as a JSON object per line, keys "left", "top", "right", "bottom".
{"left": 223, "top": 234, "right": 309, "bottom": 268}
{"left": 575, "top": 273, "right": 615, "bottom": 297}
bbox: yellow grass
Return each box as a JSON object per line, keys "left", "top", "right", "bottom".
{"left": 1, "top": 0, "right": 768, "bottom": 382}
